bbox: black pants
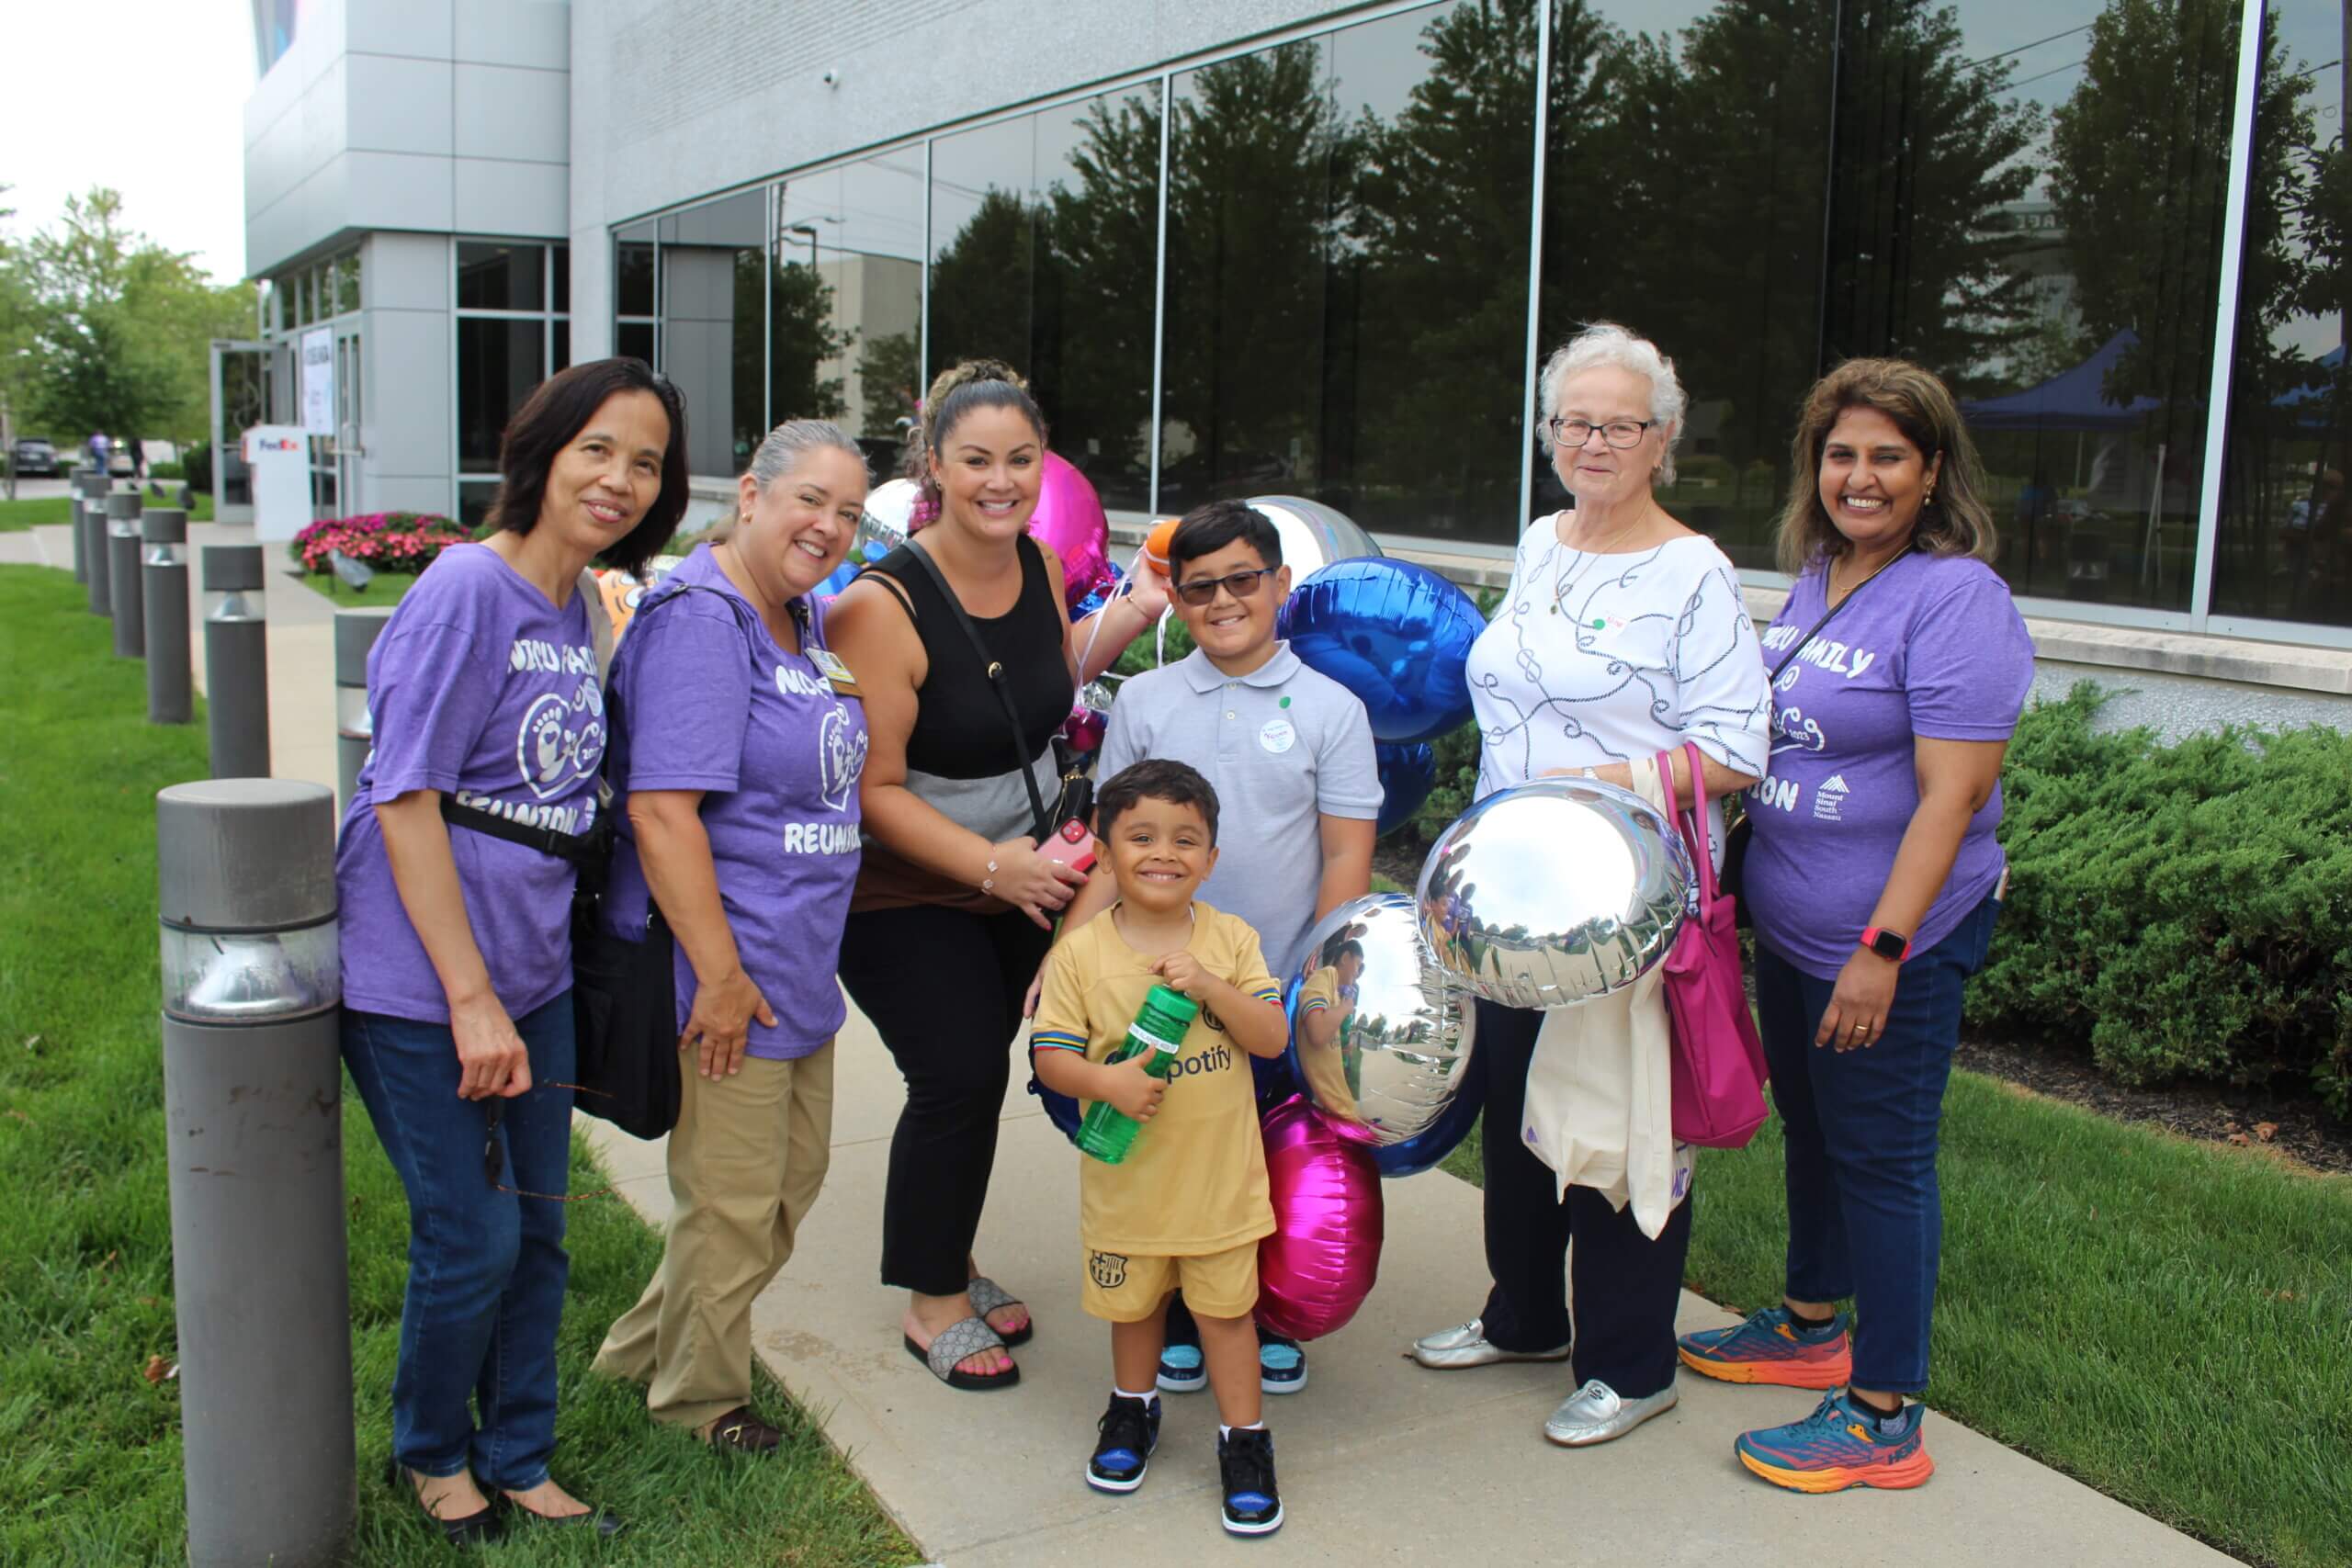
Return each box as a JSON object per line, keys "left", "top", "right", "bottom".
{"left": 839, "top": 903, "right": 1053, "bottom": 1298}
{"left": 1473, "top": 998, "right": 1692, "bottom": 1399}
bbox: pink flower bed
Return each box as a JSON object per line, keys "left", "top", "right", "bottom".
{"left": 289, "top": 513, "right": 472, "bottom": 577}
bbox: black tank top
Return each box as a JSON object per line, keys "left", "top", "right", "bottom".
{"left": 869, "top": 532, "right": 1070, "bottom": 780}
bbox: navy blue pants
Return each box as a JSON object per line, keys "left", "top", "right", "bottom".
{"left": 1475, "top": 998, "right": 1693, "bottom": 1399}
{"left": 1754, "top": 894, "right": 1999, "bottom": 1393}
{"left": 343, "top": 993, "right": 576, "bottom": 1487}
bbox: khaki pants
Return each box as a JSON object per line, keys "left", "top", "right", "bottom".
{"left": 593, "top": 1042, "right": 834, "bottom": 1430}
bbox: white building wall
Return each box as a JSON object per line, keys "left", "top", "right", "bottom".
{"left": 359, "top": 233, "right": 458, "bottom": 513}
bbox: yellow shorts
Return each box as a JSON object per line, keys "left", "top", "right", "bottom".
{"left": 1081, "top": 1241, "right": 1260, "bottom": 1324}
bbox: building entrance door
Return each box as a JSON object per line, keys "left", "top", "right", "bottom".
{"left": 209, "top": 339, "right": 279, "bottom": 524}
{"left": 334, "top": 327, "right": 363, "bottom": 517}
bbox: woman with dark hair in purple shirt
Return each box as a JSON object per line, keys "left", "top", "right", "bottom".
{"left": 337, "top": 357, "right": 687, "bottom": 1543}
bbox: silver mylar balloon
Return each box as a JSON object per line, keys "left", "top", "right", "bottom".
{"left": 1246, "top": 494, "right": 1383, "bottom": 580}
{"left": 1415, "top": 778, "right": 1692, "bottom": 1010}
{"left": 1286, "top": 892, "right": 1476, "bottom": 1148}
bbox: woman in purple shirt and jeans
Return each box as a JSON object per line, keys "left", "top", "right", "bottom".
{"left": 337, "top": 359, "right": 688, "bottom": 1542}
{"left": 1675, "top": 359, "right": 2033, "bottom": 1494}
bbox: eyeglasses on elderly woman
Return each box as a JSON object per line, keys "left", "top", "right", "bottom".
{"left": 1544, "top": 417, "right": 1658, "bottom": 449}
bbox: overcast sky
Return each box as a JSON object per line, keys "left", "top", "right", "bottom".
{"left": 3, "top": 0, "right": 254, "bottom": 283}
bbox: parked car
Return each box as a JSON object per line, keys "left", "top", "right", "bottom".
{"left": 10, "top": 437, "right": 57, "bottom": 477}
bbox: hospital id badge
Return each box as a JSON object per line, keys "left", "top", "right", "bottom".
{"left": 808, "top": 648, "right": 861, "bottom": 698}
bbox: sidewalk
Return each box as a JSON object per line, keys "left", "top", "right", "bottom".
{"left": 2, "top": 533, "right": 2232, "bottom": 1564}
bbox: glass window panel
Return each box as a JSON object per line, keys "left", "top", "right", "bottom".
{"left": 457, "top": 317, "right": 547, "bottom": 469}
{"left": 1858, "top": 0, "right": 2232, "bottom": 611}
{"left": 2212, "top": 0, "right": 2347, "bottom": 626}
{"left": 617, "top": 320, "right": 655, "bottom": 367}
{"left": 1535, "top": 0, "right": 1831, "bottom": 567}
{"left": 290, "top": 270, "right": 311, "bottom": 327}
{"left": 553, "top": 243, "right": 570, "bottom": 313}
{"left": 458, "top": 241, "right": 547, "bottom": 311}
{"left": 458, "top": 479, "right": 503, "bottom": 530}
{"left": 660, "top": 191, "right": 768, "bottom": 474}
{"left": 778, "top": 152, "right": 928, "bottom": 479}
{"left": 334, "top": 251, "right": 361, "bottom": 313}
{"left": 1161, "top": 5, "right": 1529, "bottom": 539}
{"left": 616, "top": 222, "right": 655, "bottom": 316}
{"left": 553, "top": 318, "right": 571, "bottom": 373}
{"left": 931, "top": 85, "right": 1161, "bottom": 514}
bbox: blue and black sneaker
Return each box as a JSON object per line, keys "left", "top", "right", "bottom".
{"left": 1156, "top": 1343, "right": 1207, "bottom": 1393}
{"left": 1216, "top": 1427, "right": 1283, "bottom": 1536}
{"left": 1257, "top": 1330, "right": 1307, "bottom": 1394}
{"left": 1085, "top": 1393, "right": 1160, "bottom": 1494}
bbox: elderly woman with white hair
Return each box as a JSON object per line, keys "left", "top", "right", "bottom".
{"left": 1409, "top": 322, "right": 1771, "bottom": 1448}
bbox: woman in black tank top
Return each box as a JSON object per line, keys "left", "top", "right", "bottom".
{"left": 826, "top": 361, "right": 1170, "bottom": 1390}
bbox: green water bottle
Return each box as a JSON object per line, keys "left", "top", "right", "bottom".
{"left": 1076, "top": 984, "right": 1199, "bottom": 1165}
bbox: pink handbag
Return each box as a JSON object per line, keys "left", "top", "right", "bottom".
{"left": 1656, "top": 742, "right": 1770, "bottom": 1149}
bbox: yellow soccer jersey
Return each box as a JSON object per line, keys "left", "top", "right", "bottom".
{"left": 1294, "top": 964, "right": 1361, "bottom": 1122}
{"left": 1031, "top": 902, "right": 1283, "bottom": 1257}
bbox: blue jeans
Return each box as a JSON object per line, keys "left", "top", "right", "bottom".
{"left": 343, "top": 994, "right": 576, "bottom": 1488}
{"left": 1754, "top": 896, "right": 1999, "bottom": 1393}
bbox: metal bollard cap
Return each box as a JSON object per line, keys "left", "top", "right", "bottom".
{"left": 157, "top": 780, "right": 337, "bottom": 932}
{"left": 334, "top": 607, "right": 395, "bottom": 684}
{"left": 200, "top": 543, "right": 266, "bottom": 592}
{"left": 106, "top": 490, "right": 143, "bottom": 520}
{"left": 142, "top": 508, "right": 189, "bottom": 545}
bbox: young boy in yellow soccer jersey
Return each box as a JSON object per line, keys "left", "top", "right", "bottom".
{"left": 1292, "top": 940, "right": 1366, "bottom": 1124}
{"left": 1029, "top": 760, "right": 1294, "bottom": 1537}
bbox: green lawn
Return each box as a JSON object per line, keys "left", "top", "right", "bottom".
{"left": 0, "top": 566, "right": 915, "bottom": 1566}
{"left": 0, "top": 491, "right": 216, "bottom": 531}
{"left": 1439, "top": 1077, "right": 2352, "bottom": 1566}
{"left": 292, "top": 569, "right": 420, "bottom": 608}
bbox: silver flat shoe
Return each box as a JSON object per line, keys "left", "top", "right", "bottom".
{"left": 1544, "top": 1377, "right": 1679, "bottom": 1447}
{"left": 1410, "top": 1318, "right": 1573, "bottom": 1370}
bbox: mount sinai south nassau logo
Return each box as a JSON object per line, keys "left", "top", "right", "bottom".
{"left": 1813, "top": 773, "right": 1850, "bottom": 822}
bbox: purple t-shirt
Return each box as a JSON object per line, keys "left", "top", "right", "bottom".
{"left": 1742, "top": 551, "right": 2033, "bottom": 978}
{"left": 336, "top": 544, "right": 605, "bottom": 1022}
{"left": 601, "top": 546, "right": 866, "bottom": 1060}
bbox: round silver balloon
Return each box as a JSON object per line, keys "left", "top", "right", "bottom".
{"left": 1286, "top": 892, "right": 1476, "bottom": 1149}
{"left": 1247, "top": 494, "right": 1382, "bottom": 580}
{"left": 1415, "top": 778, "right": 1692, "bottom": 1010}
{"left": 858, "top": 478, "right": 919, "bottom": 556}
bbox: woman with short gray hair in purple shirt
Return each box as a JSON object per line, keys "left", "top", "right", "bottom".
{"left": 592, "top": 419, "right": 871, "bottom": 1456}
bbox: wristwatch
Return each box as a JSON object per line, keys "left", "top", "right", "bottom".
{"left": 1860, "top": 926, "right": 1911, "bottom": 962}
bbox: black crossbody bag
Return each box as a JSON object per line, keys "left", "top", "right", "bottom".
{"left": 1721, "top": 547, "right": 1911, "bottom": 923}
{"left": 438, "top": 581, "right": 762, "bottom": 1139}
{"left": 896, "top": 540, "right": 1093, "bottom": 840}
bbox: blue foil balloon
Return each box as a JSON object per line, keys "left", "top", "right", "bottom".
{"left": 1278, "top": 558, "right": 1483, "bottom": 744}
{"left": 1374, "top": 741, "right": 1436, "bottom": 837}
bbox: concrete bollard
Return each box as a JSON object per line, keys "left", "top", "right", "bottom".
{"left": 68, "top": 468, "right": 91, "bottom": 583}
{"left": 202, "top": 545, "right": 272, "bottom": 777}
{"left": 333, "top": 608, "right": 392, "bottom": 815}
{"left": 85, "top": 474, "right": 114, "bottom": 616}
{"left": 142, "top": 509, "right": 193, "bottom": 724}
{"left": 156, "top": 778, "right": 354, "bottom": 1568}
{"left": 107, "top": 487, "right": 145, "bottom": 657}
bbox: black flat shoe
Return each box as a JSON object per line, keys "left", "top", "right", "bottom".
{"left": 496, "top": 1490, "right": 627, "bottom": 1540}
{"left": 382, "top": 1456, "right": 501, "bottom": 1546}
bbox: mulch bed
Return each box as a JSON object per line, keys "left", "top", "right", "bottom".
{"left": 1372, "top": 839, "right": 2350, "bottom": 1177}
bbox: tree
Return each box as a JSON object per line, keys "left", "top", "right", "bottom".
{"left": 22, "top": 188, "right": 251, "bottom": 449}
{"left": 0, "top": 185, "right": 40, "bottom": 497}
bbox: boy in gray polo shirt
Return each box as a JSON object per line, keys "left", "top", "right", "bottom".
{"left": 1051, "top": 498, "right": 1381, "bottom": 1393}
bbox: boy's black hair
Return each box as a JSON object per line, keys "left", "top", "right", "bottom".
{"left": 1094, "top": 759, "right": 1221, "bottom": 846}
{"left": 1167, "top": 498, "right": 1282, "bottom": 578}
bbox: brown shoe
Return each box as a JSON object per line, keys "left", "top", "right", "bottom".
{"left": 702, "top": 1405, "right": 783, "bottom": 1455}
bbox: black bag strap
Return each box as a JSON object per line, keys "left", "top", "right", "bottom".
{"left": 1768, "top": 541, "right": 1915, "bottom": 685}
{"left": 897, "top": 539, "right": 1053, "bottom": 841}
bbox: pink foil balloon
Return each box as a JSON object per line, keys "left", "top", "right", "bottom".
{"left": 1255, "top": 1094, "right": 1384, "bottom": 1342}
{"left": 1032, "top": 452, "right": 1114, "bottom": 613}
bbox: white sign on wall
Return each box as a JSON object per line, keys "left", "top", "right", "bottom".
{"left": 300, "top": 327, "right": 334, "bottom": 437}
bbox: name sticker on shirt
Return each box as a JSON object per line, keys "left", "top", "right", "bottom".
{"left": 1258, "top": 716, "right": 1297, "bottom": 754}
{"left": 808, "top": 648, "right": 862, "bottom": 699}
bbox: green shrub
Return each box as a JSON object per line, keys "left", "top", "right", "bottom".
{"left": 180, "top": 444, "right": 211, "bottom": 495}
{"left": 147, "top": 461, "right": 185, "bottom": 479}
{"left": 1973, "top": 684, "right": 2352, "bottom": 1113}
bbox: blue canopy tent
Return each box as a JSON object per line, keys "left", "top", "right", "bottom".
{"left": 1962, "top": 331, "right": 2161, "bottom": 431}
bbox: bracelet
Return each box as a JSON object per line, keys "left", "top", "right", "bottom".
{"left": 979, "top": 857, "right": 999, "bottom": 896}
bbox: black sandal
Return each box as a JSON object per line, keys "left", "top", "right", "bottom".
{"left": 903, "top": 1315, "right": 1021, "bottom": 1391}
{"left": 967, "top": 1276, "right": 1035, "bottom": 1348}
{"left": 382, "top": 1455, "right": 500, "bottom": 1547}
{"left": 495, "top": 1487, "right": 627, "bottom": 1540}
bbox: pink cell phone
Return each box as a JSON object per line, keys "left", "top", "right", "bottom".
{"left": 1042, "top": 817, "right": 1098, "bottom": 874}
